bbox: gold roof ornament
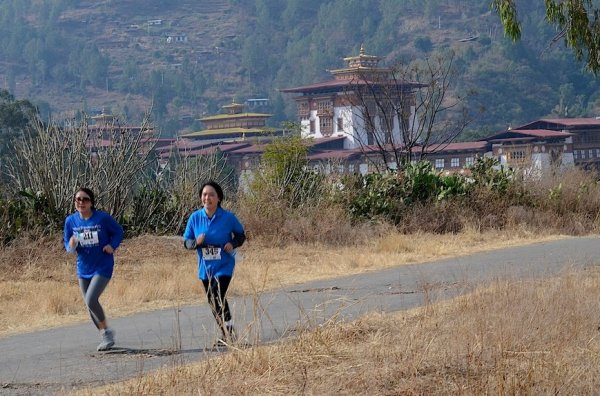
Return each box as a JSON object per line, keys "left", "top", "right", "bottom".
{"left": 223, "top": 98, "right": 244, "bottom": 114}
{"left": 329, "top": 45, "right": 389, "bottom": 80}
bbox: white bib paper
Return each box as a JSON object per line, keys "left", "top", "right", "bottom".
{"left": 78, "top": 230, "right": 99, "bottom": 247}
{"left": 202, "top": 247, "right": 221, "bottom": 260}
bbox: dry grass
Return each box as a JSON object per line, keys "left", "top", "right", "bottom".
{"left": 0, "top": 228, "right": 565, "bottom": 337}
{"left": 73, "top": 268, "right": 600, "bottom": 395}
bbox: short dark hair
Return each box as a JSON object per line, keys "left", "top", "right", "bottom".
{"left": 75, "top": 187, "right": 96, "bottom": 209}
{"left": 200, "top": 181, "right": 223, "bottom": 207}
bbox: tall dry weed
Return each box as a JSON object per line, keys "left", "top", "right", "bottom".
{"left": 235, "top": 197, "right": 389, "bottom": 246}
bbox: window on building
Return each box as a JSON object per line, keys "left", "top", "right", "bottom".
{"left": 337, "top": 164, "right": 345, "bottom": 174}
{"left": 451, "top": 158, "right": 459, "bottom": 167}
{"left": 317, "top": 100, "right": 333, "bottom": 114}
{"left": 435, "top": 158, "right": 445, "bottom": 168}
{"left": 465, "top": 157, "right": 474, "bottom": 167}
{"left": 348, "top": 163, "right": 355, "bottom": 173}
{"left": 508, "top": 150, "right": 528, "bottom": 163}
{"left": 310, "top": 120, "right": 315, "bottom": 134}
{"left": 298, "top": 102, "right": 309, "bottom": 116}
{"left": 319, "top": 117, "right": 333, "bottom": 135}
{"left": 590, "top": 149, "right": 594, "bottom": 158}
{"left": 574, "top": 150, "right": 579, "bottom": 160}
{"left": 596, "top": 149, "right": 600, "bottom": 158}
{"left": 337, "top": 117, "right": 343, "bottom": 131}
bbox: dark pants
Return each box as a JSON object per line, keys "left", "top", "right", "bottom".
{"left": 202, "top": 276, "right": 232, "bottom": 332}
{"left": 79, "top": 275, "right": 110, "bottom": 329}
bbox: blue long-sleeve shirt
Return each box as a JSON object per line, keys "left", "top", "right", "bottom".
{"left": 183, "top": 207, "right": 245, "bottom": 280}
{"left": 63, "top": 210, "right": 124, "bottom": 279}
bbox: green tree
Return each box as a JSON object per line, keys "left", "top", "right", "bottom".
{"left": 0, "top": 90, "right": 38, "bottom": 162}
{"left": 250, "top": 136, "right": 325, "bottom": 210}
{"left": 492, "top": 0, "right": 600, "bottom": 73}
{"left": 414, "top": 36, "right": 433, "bottom": 53}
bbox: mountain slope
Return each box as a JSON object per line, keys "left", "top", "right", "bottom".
{"left": 0, "top": 0, "right": 598, "bottom": 137}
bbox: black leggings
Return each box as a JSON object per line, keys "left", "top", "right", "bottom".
{"left": 202, "top": 276, "right": 232, "bottom": 329}
{"left": 79, "top": 275, "right": 110, "bottom": 329}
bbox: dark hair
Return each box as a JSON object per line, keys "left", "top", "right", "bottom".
{"left": 200, "top": 181, "right": 223, "bottom": 207}
{"left": 75, "top": 187, "right": 96, "bottom": 209}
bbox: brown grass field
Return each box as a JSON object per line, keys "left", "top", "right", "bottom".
{"left": 2, "top": 229, "right": 599, "bottom": 394}
{"left": 0, "top": 229, "right": 563, "bottom": 337}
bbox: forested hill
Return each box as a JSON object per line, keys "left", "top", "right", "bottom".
{"left": 0, "top": 0, "right": 598, "bottom": 138}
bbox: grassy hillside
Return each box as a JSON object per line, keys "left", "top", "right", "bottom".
{"left": 0, "top": 0, "right": 598, "bottom": 137}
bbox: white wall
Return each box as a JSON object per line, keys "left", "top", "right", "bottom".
{"left": 299, "top": 97, "right": 419, "bottom": 151}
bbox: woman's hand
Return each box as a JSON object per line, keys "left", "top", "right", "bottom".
{"left": 69, "top": 235, "right": 79, "bottom": 250}
{"left": 103, "top": 245, "right": 114, "bottom": 254}
{"left": 196, "top": 234, "right": 206, "bottom": 246}
{"left": 223, "top": 242, "right": 233, "bottom": 253}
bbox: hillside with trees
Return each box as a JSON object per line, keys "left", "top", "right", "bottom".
{"left": 0, "top": 0, "right": 598, "bottom": 138}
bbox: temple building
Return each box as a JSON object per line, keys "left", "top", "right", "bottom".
{"left": 281, "top": 46, "right": 425, "bottom": 149}
{"left": 513, "top": 118, "right": 600, "bottom": 171}
{"left": 87, "top": 109, "right": 153, "bottom": 139}
{"left": 180, "top": 100, "right": 281, "bottom": 143}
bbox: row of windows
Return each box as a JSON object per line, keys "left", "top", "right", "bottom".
{"left": 574, "top": 149, "right": 600, "bottom": 160}
{"left": 309, "top": 117, "right": 344, "bottom": 134}
{"left": 317, "top": 100, "right": 333, "bottom": 113}
{"left": 309, "top": 163, "right": 358, "bottom": 174}
{"left": 210, "top": 120, "right": 265, "bottom": 129}
{"left": 575, "top": 133, "right": 600, "bottom": 144}
{"left": 303, "top": 157, "right": 477, "bottom": 174}
{"left": 434, "top": 157, "right": 475, "bottom": 169}
{"left": 507, "top": 150, "right": 529, "bottom": 161}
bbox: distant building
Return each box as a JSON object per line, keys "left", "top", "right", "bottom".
{"left": 281, "top": 46, "right": 425, "bottom": 149}
{"left": 83, "top": 110, "right": 162, "bottom": 160}
{"left": 245, "top": 98, "right": 270, "bottom": 109}
{"left": 179, "top": 100, "right": 282, "bottom": 143}
{"left": 483, "top": 128, "right": 574, "bottom": 177}
{"left": 87, "top": 110, "right": 153, "bottom": 140}
{"left": 513, "top": 118, "right": 600, "bottom": 171}
{"left": 166, "top": 34, "right": 188, "bottom": 43}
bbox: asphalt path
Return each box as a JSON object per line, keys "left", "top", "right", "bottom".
{"left": 1, "top": 236, "right": 599, "bottom": 395}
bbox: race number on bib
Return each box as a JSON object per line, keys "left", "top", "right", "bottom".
{"left": 202, "top": 246, "right": 221, "bottom": 260}
{"left": 77, "top": 230, "right": 99, "bottom": 247}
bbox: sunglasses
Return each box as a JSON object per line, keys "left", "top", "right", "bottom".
{"left": 75, "top": 196, "right": 91, "bottom": 203}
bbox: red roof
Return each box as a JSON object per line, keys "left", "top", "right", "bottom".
{"left": 423, "top": 141, "right": 489, "bottom": 152}
{"left": 513, "top": 129, "right": 572, "bottom": 137}
{"left": 485, "top": 129, "right": 572, "bottom": 141}
{"left": 539, "top": 118, "right": 600, "bottom": 127}
{"left": 280, "top": 78, "right": 426, "bottom": 93}
{"left": 226, "top": 144, "right": 266, "bottom": 155}
{"left": 307, "top": 150, "right": 362, "bottom": 161}
{"left": 514, "top": 117, "right": 600, "bottom": 130}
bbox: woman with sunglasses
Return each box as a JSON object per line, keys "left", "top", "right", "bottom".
{"left": 63, "top": 187, "right": 124, "bottom": 351}
{"left": 183, "top": 181, "right": 246, "bottom": 347}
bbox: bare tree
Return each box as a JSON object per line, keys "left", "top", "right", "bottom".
{"left": 127, "top": 144, "right": 235, "bottom": 234}
{"left": 6, "top": 113, "right": 156, "bottom": 220}
{"left": 345, "top": 51, "right": 471, "bottom": 171}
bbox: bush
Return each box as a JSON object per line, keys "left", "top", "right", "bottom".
{"left": 341, "top": 161, "right": 473, "bottom": 225}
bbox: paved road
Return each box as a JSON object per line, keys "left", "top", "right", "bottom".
{"left": 1, "top": 237, "right": 599, "bottom": 395}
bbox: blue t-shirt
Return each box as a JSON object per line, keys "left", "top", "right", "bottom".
{"left": 183, "top": 207, "right": 245, "bottom": 280}
{"left": 63, "top": 210, "right": 124, "bottom": 279}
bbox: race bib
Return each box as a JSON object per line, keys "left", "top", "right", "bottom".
{"left": 77, "top": 230, "right": 99, "bottom": 247}
{"left": 202, "top": 246, "right": 221, "bottom": 260}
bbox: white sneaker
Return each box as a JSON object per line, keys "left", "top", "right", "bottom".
{"left": 97, "top": 328, "right": 115, "bottom": 351}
